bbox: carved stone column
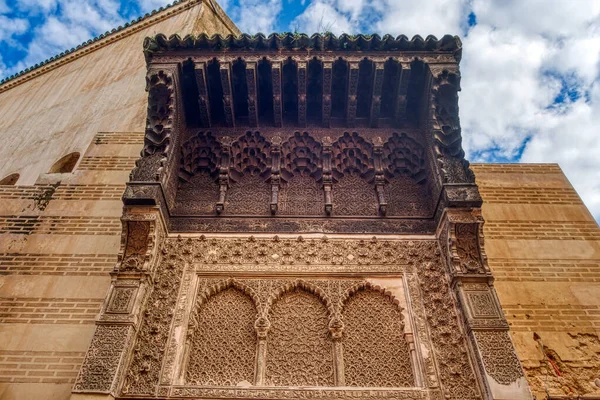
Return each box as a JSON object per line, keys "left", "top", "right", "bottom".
{"left": 254, "top": 316, "right": 270, "bottom": 385}
{"left": 329, "top": 315, "right": 345, "bottom": 386}
{"left": 441, "top": 209, "right": 532, "bottom": 400}
{"left": 73, "top": 207, "right": 163, "bottom": 397}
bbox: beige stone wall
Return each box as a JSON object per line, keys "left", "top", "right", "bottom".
{"left": 0, "top": 2, "right": 238, "bottom": 399}
{"left": 0, "top": 0, "right": 239, "bottom": 185}
{"left": 473, "top": 163, "right": 600, "bottom": 399}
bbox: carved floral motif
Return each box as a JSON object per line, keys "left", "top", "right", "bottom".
{"left": 473, "top": 331, "right": 524, "bottom": 385}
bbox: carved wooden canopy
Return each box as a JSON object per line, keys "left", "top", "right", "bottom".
{"left": 125, "top": 32, "right": 482, "bottom": 234}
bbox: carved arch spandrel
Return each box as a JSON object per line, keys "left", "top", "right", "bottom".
{"left": 184, "top": 280, "right": 260, "bottom": 387}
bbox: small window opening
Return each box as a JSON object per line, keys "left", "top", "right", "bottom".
{"left": 0, "top": 173, "right": 19, "bottom": 185}
{"left": 49, "top": 152, "right": 80, "bottom": 173}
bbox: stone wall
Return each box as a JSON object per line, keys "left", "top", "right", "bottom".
{"left": 473, "top": 163, "right": 600, "bottom": 399}
{"left": 0, "top": 2, "right": 238, "bottom": 399}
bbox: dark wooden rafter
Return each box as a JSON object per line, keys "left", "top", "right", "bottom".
{"left": 219, "top": 61, "right": 235, "bottom": 127}
{"left": 271, "top": 61, "right": 283, "bottom": 127}
{"left": 369, "top": 61, "right": 385, "bottom": 128}
{"left": 394, "top": 62, "right": 411, "bottom": 124}
{"left": 245, "top": 60, "right": 259, "bottom": 127}
{"left": 193, "top": 62, "right": 211, "bottom": 128}
{"left": 346, "top": 61, "right": 359, "bottom": 128}
{"left": 297, "top": 61, "right": 307, "bottom": 127}
{"left": 322, "top": 60, "right": 333, "bottom": 128}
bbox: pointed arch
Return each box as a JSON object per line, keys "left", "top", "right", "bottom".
{"left": 341, "top": 284, "right": 415, "bottom": 387}
{"left": 185, "top": 279, "right": 259, "bottom": 386}
{"left": 49, "top": 152, "right": 80, "bottom": 173}
{"left": 265, "top": 281, "right": 335, "bottom": 386}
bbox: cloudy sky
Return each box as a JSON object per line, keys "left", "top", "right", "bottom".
{"left": 1, "top": 0, "right": 599, "bottom": 221}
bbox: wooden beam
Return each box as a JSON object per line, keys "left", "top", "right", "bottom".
{"left": 193, "top": 62, "right": 211, "bottom": 127}
{"left": 346, "top": 61, "right": 359, "bottom": 128}
{"left": 322, "top": 60, "right": 333, "bottom": 128}
{"left": 394, "top": 62, "right": 411, "bottom": 124}
{"left": 369, "top": 61, "right": 385, "bottom": 128}
{"left": 271, "top": 61, "right": 283, "bottom": 127}
{"left": 245, "top": 61, "right": 259, "bottom": 127}
{"left": 297, "top": 61, "right": 307, "bottom": 127}
{"left": 219, "top": 61, "right": 235, "bottom": 127}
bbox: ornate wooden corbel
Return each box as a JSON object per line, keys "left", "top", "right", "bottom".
{"left": 372, "top": 136, "right": 387, "bottom": 215}
{"left": 270, "top": 136, "right": 282, "bottom": 215}
{"left": 216, "top": 138, "right": 232, "bottom": 214}
{"left": 321, "top": 136, "right": 333, "bottom": 215}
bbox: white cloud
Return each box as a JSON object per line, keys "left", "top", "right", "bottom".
{"left": 231, "top": 0, "right": 282, "bottom": 33}
{"left": 12, "top": 0, "right": 125, "bottom": 69}
{"left": 135, "top": 0, "right": 170, "bottom": 13}
{"left": 290, "top": 0, "right": 600, "bottom": 220}
{"left": 0, "top": 15, "right": 29, "bottom": 43}
{"left": 290, "top": 1, "right": 354, "bottom": 34}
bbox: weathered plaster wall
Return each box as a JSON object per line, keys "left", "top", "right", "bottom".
{"left": 0, "top": 0, "right": 239, "bottom": 185}
{"left": 473, "top": 163, "right": 600, "bottom": 399}
{"left": 0, "top": 2, "right": 238, "bottom": 399}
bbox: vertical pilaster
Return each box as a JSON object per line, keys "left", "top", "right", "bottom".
{"left": 254, "top": 316, "right": 270, "bottom": 385}
{"left": 73, "top": 207, "right": 163, "bottom": 396}
{"left": 270, "top": 136, "right": 282, "bottom": 215}
{"left": 321, "top": 136, "right": 333, "bottom": 215}
{"left": 441, "top": 209, "right": 532, "bottom": 400}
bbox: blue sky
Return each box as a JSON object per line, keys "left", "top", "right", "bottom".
{"left": 1, "top": 0, "right": 600, "bottom": 221}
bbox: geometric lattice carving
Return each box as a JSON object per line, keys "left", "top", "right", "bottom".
{"left": 186, "top": 288, "right": 257, "bottom": 386}
{"left": 384, "top": 176, "right": 432, "bottom": 217}
{"left": 279, "top": 175, "right": 324, "bottom": 215}
{"left": 342, "top": 288, "right": 414, "bottom": 387}
{"left": 473, "top": 330, "right": 524, "bottom": 385}
{"left": 174, "top": 173, "right": 220, "bottom": 214}
{"left": 266, "top": 289, "right": 334, "bottom": 386}
{"left": 225, "top": 175, "right": 271, "bottom": 215}
{"left": 334, "top": 175, "right": 378, "bottom": 216}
